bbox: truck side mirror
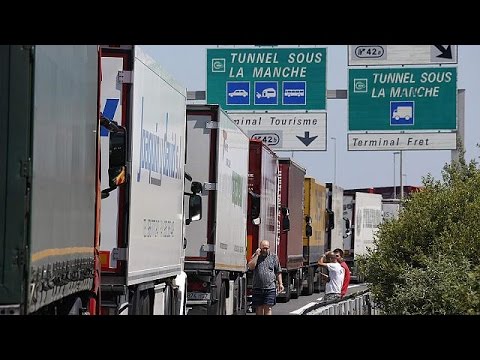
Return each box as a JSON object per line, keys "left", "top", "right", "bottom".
{"left": 109, "top": 128, "right": 127, "bottom": 168}
{"left": 305, "top": 215, "right": 312, "bottom": 237}
{"left": 249, "top": 191, "right": 261, "bottom": 226}
{"left": 281, "top": 207, "right": 290, "bottom": 232}
{"left": 191, "top": 181, "right": 203, "bottom": 194}
{"left": 343, "top": 217, "right": 352, "bottom": 238}
{"left": 186, "top": 194, "right": 202, "bottom": 225}
{"left": 344, "top": 217, "right": 350, "bottom": 230}
{"left": 102, "top": 125, "right": 127, "bottom": 199}
{"left": 185, "top": 180, "right": 202, "bottom": 225}
{"left": 326, "top": 209, "right": 335, "bottom": 230}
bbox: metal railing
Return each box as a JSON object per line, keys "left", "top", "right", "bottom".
{"left": 301, "top": 289, "right": 383, "bottom": 315}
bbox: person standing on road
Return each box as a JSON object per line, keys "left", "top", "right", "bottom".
{"left": 318, "top": 251, "right": 344, "bottom": 301}
{"left": 247, "top": 240, "right": 284, "bottom": 315}
{"left": 333, "top": 248, "right": 351, "bottom": 298}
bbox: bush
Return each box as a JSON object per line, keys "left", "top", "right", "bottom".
{"left": 360, "top": 153, "right": 480, "bottom": 314}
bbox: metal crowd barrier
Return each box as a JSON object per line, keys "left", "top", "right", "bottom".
{"left": 301, "top": 289, "right": 383, "bottom": 315}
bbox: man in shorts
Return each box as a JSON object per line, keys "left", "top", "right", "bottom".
{"left": 247, "top": 240, "right": 284, "bottom": 315}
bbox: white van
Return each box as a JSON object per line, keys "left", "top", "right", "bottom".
{"left": 392, "top": 106, "right": 413, "bottom": 120}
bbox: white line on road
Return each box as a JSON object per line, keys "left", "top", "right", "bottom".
{"left": 290, "top": 302, "right": 318, "bottom": 315}
{"left": 303, "top": 285, "right": 365, "bottom": 312}
{"left": 347, "top": 284, "right": 363, "bottom": 289}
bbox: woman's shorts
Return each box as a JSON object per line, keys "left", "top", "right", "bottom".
{"left": 252, "top": 288, "right": 277, "bottom": 307}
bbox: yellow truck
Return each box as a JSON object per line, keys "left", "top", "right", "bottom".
{"left": 301, "top": 177, "right": 327, "bottom": 295}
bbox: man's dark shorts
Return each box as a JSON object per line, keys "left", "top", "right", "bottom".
{"left": 252, "top": 288, "right": 276, "bottom": 307}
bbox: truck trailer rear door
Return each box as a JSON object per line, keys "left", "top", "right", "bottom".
{"left": 0, "top": 46, "right": 32, "bottom": 312}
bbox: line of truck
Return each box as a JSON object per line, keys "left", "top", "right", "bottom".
{"left": 0, "top": 45, "right": 384, "bottom": 315}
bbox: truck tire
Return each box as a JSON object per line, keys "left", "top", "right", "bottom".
{"left": 235, "top": 277, "right": 246, "bottom": 315}
{"left": 132, "top": 288, "right": 151, "bottom": 315}
{"left": 164, "top": 285, "right": 172, "bottom": 315}
{"left": 277, "top": 272, "right": 290, "bottom": 303}
{"left": 313, "top": 268, "right": 321, "bottom": 293}
{"left": 164, "top": 284, "right": 179, "bottom": 315}
{"left": 302, "top": 267, "right": 314, "bottom": 296}
{"left": 219, "top": 281, "right": 226, "bottom": 315}
{"left": 141, "top": 291, "right": 151, "bottom": 315}
{"left": 67, "top": 297, "right": 84, "bottom": 315}
{"left": 240, "top": 276, "right": 247, "bottom": 314}
{"left": 207, "top": 281, "right": 226, "bottom": 315}
{"left": 358, "top": 272, "right": 365, "bottom": 284}
{"left": 291, "top": 271, "right": 301, "bottom": 299}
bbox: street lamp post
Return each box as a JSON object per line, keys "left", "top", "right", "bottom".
{"left": 393, "top": 152, "right": 400, "bottom": 199}
{"left": 400, "top": 151, "right": 404, "bottom": 200}
{"left": 331, "top": 137, "right": 337, "bottom": 184}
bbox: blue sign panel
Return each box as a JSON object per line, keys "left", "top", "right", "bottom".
{"left": 282, "top": 81, "right": 306, "bottom": 105}
{"left": 226, "top": 82, "right": 250, "bottom": 105}
{"left": 390, "top": 101, "right": 415, "bottom": 126}
{"left": 254, "top": 81, "right": 278, "bottom": 106}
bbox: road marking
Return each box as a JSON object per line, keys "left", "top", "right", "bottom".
{"left": 347, "top": 284, "right": 363, "bottom": 289}
{"left": 290, "top": 302, "right": 318, "bottom": 315}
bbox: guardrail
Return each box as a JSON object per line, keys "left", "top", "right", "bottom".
{"left": 301, "top": 289, "right": 382, "bottom": 315}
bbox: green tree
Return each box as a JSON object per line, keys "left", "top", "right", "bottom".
{"left": 361, "top": 152, "right": 480, "bottom": 314}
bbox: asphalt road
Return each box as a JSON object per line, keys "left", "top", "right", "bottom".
{"left": 247, "top": 283, "right": 369, "bottom": 315}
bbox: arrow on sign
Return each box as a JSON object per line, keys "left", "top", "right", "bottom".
{"left": 296, "top": 131, "right": 318, "bottom": 146}
{"left": 434, "top": 45, "right": 452, "bottom": 59}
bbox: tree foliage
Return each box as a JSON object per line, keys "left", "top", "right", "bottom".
{"left": 360, "top": 153, "right": 480, "bottom": 314}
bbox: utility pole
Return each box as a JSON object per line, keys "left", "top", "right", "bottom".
{"left": 331, "top": 137, "right": 337, "bottom": 184}
{"left": 393, "top": 152, "right": 400, "bottom": 199}
{"left": 400, "top": 151, "right": 403, "bottom": 201}
{"left": 452, "top": 89, "right": 465, "bottom": 163}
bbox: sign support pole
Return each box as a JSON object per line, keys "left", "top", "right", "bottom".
{"left": 451, "top": 89, "right": 465, "bottom": 163}
{"left": 400, "top": 151, "right": 403, "bottom": 201}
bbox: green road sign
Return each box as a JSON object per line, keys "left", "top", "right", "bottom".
{"left": 207, "top": 48, "right": 327, "bottom": 111}
{"left": 349, "top": 67, "right": 457, "bottom": 131}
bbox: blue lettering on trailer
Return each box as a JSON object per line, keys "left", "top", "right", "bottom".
{"left": 136, "top": 97, "right": 182, "bottom": 186}
{"left": 100, "top": 98, "right": 120, "bottom": 136}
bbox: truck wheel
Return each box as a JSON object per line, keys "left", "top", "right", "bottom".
{"left": 232, "top": 277, "right": 242, "bottom": 315}
{"left": 313, "top": 270, "right": 321, "bottom": 293}
{"left": 141, "top": 291, "right": 151, "bottom": 315}
{"left": 132, "top": 288, "right": 151, "bottom": 315}
{"left": 207, "top": 280, "right": 226, "bottom": 315}
{"left": 358, "top": 272, "right": 365, "bottom": 284}
{"left": 67, "top": 297, "right": 84, "bottom": 315}
{"left": 135, "top": 290, "right": 150, "bottom": 315}
{"left": 235, "top": 277, "right": 246, "bottom": 315}
{"left": 182, "top": 280, "right": 188, "bottom": 315}
{"left": 164, "top": 284, "right": 177, "bottom": 315}
{"left": 303, "top": 267, "right": 314, "bottom": 296}
{"left": 291, "top": 271, "right": 301, "bottom": 299}
{"left": 219, "top": 282, "right": 226, "bottom": 315}
{"left": 240, "top": 276, "right": 247, "bottom": 314}
{"left": 277, "top": 273, "right": 290, "bottom": 303}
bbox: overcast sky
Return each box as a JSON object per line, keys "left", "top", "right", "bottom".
{"left": 140, "top": 45, "right": 480, "bottom": 190}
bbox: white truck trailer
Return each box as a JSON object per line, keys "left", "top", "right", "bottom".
{"left": 98, "top": 45, "right": 201, "bottom": 315}
{"left": 342, "top": 191, "right": 382, "bottom": 282}
{"left": 326, "top": 183, "right": 346, "bottom": 252}
{"left": 184, "top": 104, "right": 249, "bottom": 315}
{"left": 0, "top": 45, "right": 99, "bottom": 315}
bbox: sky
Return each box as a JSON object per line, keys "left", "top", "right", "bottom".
{"left": 140, "top": 45, "right": 480, "bottom": 190}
